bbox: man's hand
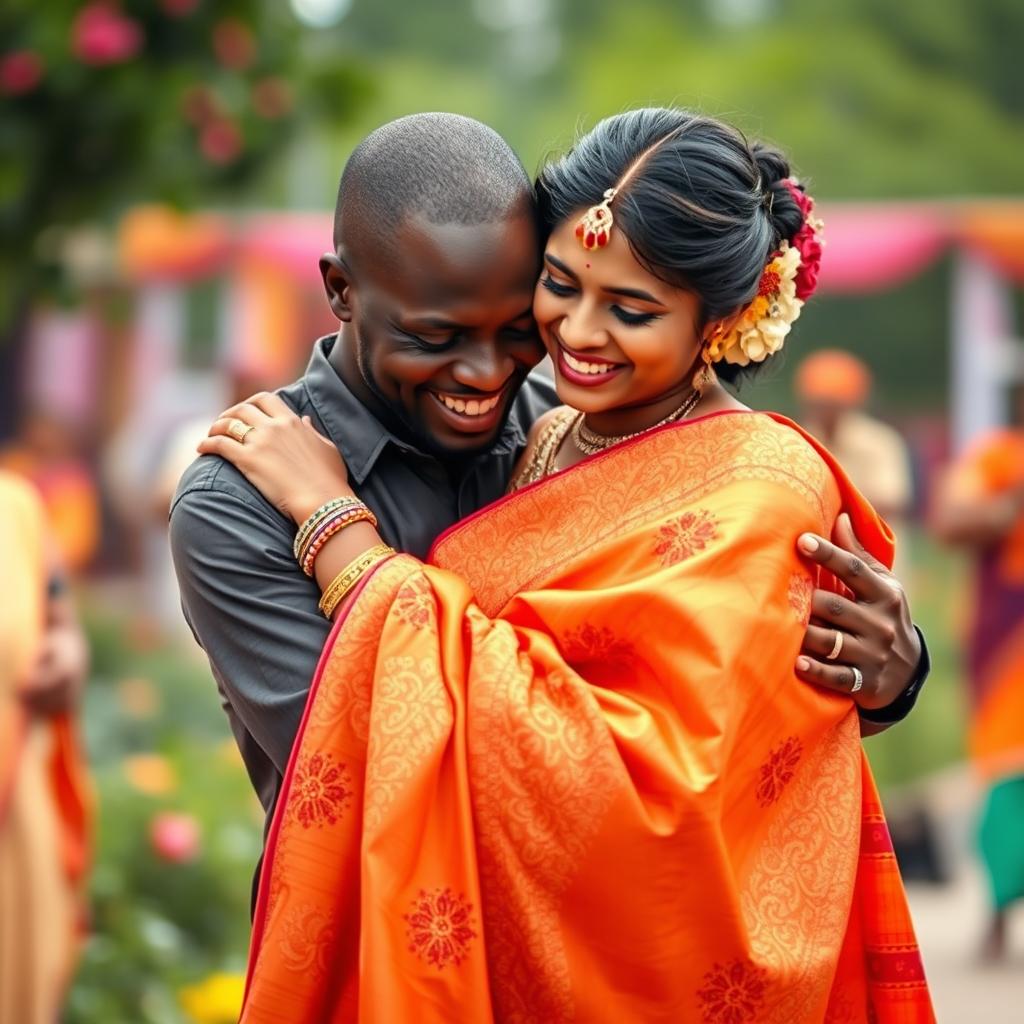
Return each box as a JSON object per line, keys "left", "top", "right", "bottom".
{"left": 795, "top": 512, "right": 921, "bottom": 712}
{"left": 19, "top": 617, "right": 89, "bottom": 717}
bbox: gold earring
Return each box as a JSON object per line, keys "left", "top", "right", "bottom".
{"left": 693, "top": 346, "right": 717, "bottom": 392}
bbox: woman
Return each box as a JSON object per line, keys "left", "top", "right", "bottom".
{"left": 203, "top": 109, "right": 932, "bottom": 1022}
{"left": 0, "top": 471, "right": 91, "bottom": 1023}
{"left": 935, "top": 385, "right": 1024, "bottom": 961}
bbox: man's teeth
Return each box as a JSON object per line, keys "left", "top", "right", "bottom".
{"left": 437, "top": 393, "right": 501, "bottom": 416}
{"left": 564, "top": 351, "right": 616, "bottom": 375}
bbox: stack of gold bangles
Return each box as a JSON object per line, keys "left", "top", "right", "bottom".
{"left": 318, "top": 544, "right": 395, "bottom": 618}
{"left": 294, "top": 497, "right": 379, "bottom": 577}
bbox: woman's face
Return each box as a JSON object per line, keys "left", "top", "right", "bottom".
{"left": 533, "top": 214, "right": 707, "bottom": 417}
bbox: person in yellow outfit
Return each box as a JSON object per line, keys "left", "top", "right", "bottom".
{"left": 0, "top": 471, "right": 92, "bottom": 1024}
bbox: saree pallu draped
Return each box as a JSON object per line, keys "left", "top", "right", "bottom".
{"left": 0, "top": 474, "right": 91, "bottom": 1024}
{"left": 948, "top": 430, "right": 1024, "bottom": 910}
{"left": 242, "top": 412, "right": 932, "bottom": 1024}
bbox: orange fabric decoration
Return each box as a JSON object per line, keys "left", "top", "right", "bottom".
{"left": 795, "top": 349, "right": 872, "bottom": 407}
{"left": 241, "top": 412, "right": 933, "bottom": 1024}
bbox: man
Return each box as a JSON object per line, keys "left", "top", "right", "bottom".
{"left": 171, "top": 114, "right": 928, "bottom": 873}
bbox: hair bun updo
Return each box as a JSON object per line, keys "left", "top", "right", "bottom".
{"left": 751, "top": 140, "right": 806, "bottom": 251}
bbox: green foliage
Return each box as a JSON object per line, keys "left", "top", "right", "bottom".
{"left": 0, "top": 0, "right": 371, "bottom": 326}
{"left": 66, "top": 609, "right": 261, "bottom": 1024}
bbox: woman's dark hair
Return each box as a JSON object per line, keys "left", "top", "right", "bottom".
{"left": 536, "top": 108, "right": 809, "bottom": 384}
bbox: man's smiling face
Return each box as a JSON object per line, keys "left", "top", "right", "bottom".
{"left": 336, "top": 209, "right": 546, "bottom": 459}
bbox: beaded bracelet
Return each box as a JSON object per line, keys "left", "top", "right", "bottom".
{"left": 293, "top": 496, "right": 365, "bottom": 561}
{"left": 319, "top": 544, "right": 395, "bottom": 618}
{"left": 301, "top": 505, "right": 378, "bottom": 576}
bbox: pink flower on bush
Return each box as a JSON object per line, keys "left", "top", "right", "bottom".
{"left": 72, "top": 4, "right": 143, "bottom": 66}
{"left": 199, "top": 118, "right": 243, "bottom": 164}
{"left": 781, "top": 179, "right": 823, "bottom": 301}
{"left": 149, "top": 811, "right": 201, "bottom": 863}
{"left": 212, "top": 18, "right": 256, "bottom": 70}
{"left": 0, "top": 51, "right": 43, "bottom": 95}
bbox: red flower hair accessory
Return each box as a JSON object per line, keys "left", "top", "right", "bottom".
{"left": 781, "top": 179, "right": 824, "bottom": 301}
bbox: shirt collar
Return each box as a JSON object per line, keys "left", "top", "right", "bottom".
{"left": 302, "top": 335, "right": 528, "bottom": 484}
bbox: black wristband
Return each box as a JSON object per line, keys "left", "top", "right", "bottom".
{"left": 857, "top": 625, "right": 931, "bottom": 725}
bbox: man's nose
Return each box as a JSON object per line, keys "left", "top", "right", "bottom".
{"left": 451, "top": 337, "right": 516, "bottom": 392}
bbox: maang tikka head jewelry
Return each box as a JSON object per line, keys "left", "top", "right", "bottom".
{"left": 575, "top": 187, "right": 618, "bottom": 251}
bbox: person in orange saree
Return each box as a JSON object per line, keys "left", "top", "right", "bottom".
{"left": 203, "top": 110, "right": 933, "bottom": 1022}
{"left": 934, "top": 383, "right": 1024, "bottom": 961}
{"left": 0, "top": 471, "right": 92, "bottom": 1024}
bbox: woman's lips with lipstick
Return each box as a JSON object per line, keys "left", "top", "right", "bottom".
{"left": 555, "top": 342, "right": 627, "bottom": 388}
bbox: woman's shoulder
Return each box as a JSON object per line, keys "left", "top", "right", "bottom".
{"left": 690, "top": 410, "right": 840, "bottom": 524}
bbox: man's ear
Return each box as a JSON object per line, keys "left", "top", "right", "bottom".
{"left": 320, "top": 252, "right": 354, "bottom": 323}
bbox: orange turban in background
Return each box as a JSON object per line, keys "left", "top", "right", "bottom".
{"left": 795, "top": 349, "right": 872, "bottom": 406}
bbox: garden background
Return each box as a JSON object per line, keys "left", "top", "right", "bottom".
{"left": 2, "top": 0, "right": 1022, "bottom": 1020}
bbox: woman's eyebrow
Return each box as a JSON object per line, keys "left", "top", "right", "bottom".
{"left": 603, "top": 285, "right": 664, "bottom": 305}
{"left": 544, "top": 253, "right": 578, "bottom": 280}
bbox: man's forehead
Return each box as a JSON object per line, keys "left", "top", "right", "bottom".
{"left": 365, "top": 212, "right": 540, "bottom": 304}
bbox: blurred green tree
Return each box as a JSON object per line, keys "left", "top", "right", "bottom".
{"left": 0, "top": 0, "right": 370, "bottom": 337}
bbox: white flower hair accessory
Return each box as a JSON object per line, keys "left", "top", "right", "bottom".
{"left": 707, "top": 241, "right": 804, "bottom": 367}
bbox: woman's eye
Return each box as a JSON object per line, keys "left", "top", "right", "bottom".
{"left": 611, "top": 306, "right": 661, "bottom": 327}
{"left": 540, "top": 276, "right": 575, "bottom": 297}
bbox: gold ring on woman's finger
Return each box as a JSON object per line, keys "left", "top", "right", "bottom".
{"left": 826, "top": 629, "right": 844, "bottom": 660}
{"left": 227, "top": 419, "right": 254, "bottom": 444}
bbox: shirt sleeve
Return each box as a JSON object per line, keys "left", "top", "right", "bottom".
{"left": 169, "top": 480, "right": 331, "bottom": 775}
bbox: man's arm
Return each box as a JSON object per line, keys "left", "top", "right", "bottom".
{"left": 170, "top": 471, "right": 331, "bottom": 774}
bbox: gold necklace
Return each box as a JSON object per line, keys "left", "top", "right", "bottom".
{"left": 571, "top": 388, "right": 701, "bottom": 456}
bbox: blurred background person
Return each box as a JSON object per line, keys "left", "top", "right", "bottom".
{"left": 795, "top": 348, "right": 916, "bottom": 586}
{"left": 0, "top": 407, "right": 101, "bottom": 576}
{"left": 933, "top": 375, "right": 1024, "bottom": 963}
{"left": 0, "top": 470, "right": 91, "bottom": 1024}
{"left": 795, "top": 348, "right": 914, "bottom": 532}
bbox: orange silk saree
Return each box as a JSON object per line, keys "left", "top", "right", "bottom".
{"left": 242, "top": 412, "right": 933, "bottom": 1024}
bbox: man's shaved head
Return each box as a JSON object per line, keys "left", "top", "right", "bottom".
{"left": 334, "top": 112, "right": 534, "bottom": 259}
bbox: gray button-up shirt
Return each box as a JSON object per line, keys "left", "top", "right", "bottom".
{"left": 170, "top": 335, "right": 558, "bottom": 830}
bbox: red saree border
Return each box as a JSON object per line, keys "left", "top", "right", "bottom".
{"left": 243, "top": 553, "right": 402, "bottom": 1001}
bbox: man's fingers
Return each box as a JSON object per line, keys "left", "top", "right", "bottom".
{"left": 795, "top": 656, "right": 872, "bottom": 701}
{"left": 797, "top": 531, "right": 892, "bottom": 603}
{"left": 809, "top": 589, "right": 873, "bottom": 635}
{"left": 802, "top": 624, "right": 866, "bottom": 664}
{"left": 833, "top": 512, "right": 889, "bottom": 573}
